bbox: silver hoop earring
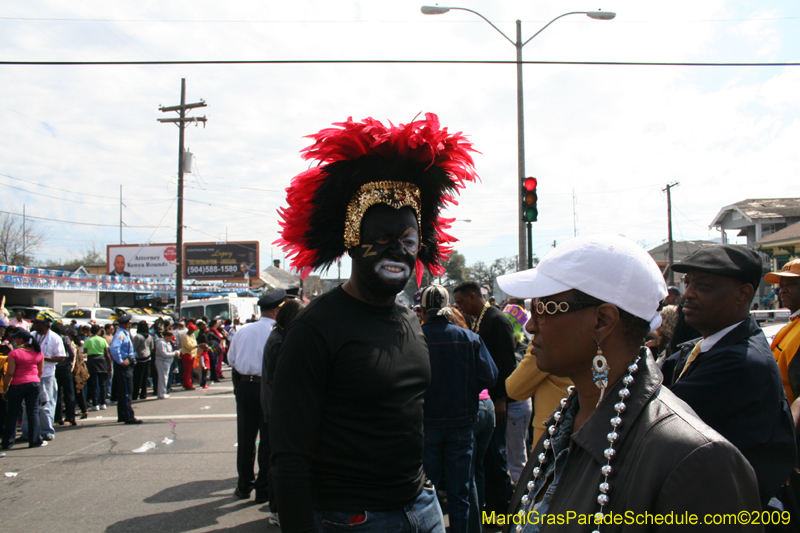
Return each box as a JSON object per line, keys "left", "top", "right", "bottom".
{"left": 593, "top": 344, "right": 610, "bottom": 407}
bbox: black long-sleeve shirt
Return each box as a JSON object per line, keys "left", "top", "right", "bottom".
{"left": 269, "top": 287, "right": 430, "bottom": 533}
{"left": 475, "top": 305, "right": 516, "bottom": 399}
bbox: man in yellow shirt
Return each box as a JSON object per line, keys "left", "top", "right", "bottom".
{"left": 765, "top": 259, "right": 800, "bottom": 413}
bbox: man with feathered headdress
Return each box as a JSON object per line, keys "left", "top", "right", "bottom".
{"left": 270, "top": 113, "right": 478, "bottom": 532}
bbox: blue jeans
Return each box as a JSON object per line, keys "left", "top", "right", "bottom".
{"left": 483, "top": 411, "right": 513, "bottom": 514}
{"left": 313, "top": 484, "right": 445, "bottom": 533}
{"left": 21, "top": 374, "right": 56, "bottom": 438}
{"left": 506, "top": 398, "right": 532, "bottom": 484}
{"left": 3, "top": 382, "right": 43, "bottom": 448}
{"left": 167, "top": 357, "right": 178, "bottom": 391}
{"left": 423, "top": 425, "right": 474, "bottom": 533}
{"left": 472, "top": 399, "right": 495, "bottom": 508}
{"left": 88, "top": 372, "right": 108, "bottom": 406}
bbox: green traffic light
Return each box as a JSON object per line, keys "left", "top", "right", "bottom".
{"left": 524, "top": 207, "right": 538, "bottom": 222}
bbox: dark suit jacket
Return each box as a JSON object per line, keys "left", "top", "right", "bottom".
{"left": 662, "top": 316, "right": 796, "bottom": 506}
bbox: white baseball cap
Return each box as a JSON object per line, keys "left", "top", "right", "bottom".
{"left": 497, "top": 234, "right": 667, "bottom": 330}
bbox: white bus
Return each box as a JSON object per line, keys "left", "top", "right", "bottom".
{"left": 180, "top": 295, "right": 260, "bottom": 323}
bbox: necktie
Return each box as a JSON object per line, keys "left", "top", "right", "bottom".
{"left": 677, "top": 342, "right": 703, "bottom": 381}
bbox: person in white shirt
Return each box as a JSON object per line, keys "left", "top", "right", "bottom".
{"left": 154, "top": 330, "right": 178, "bottom": 399}
{"left": 22, "top": 313, "right": 66, "bottom": 441}
{"left": 9, "top": 310, "right": 31, "bottom": 329}
{"left": 227, "top": 289, "right": 285, "bottom": 504}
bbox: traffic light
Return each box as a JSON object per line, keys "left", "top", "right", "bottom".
{"left": 522, "top": 177, "right": 538, "bottom": 222}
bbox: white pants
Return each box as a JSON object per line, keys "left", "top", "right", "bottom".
{"left": 505, "top": 398, "right": 532, "bottom": 484}
{"left": 155, "top": 357, "right": 173, "bottom": 398}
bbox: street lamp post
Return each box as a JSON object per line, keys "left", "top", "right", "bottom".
{"left": 421, "top": 6, "right": 615, "bottom": 270}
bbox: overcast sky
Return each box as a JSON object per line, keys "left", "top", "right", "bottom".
{"left": 2, "top": 0, "right": 799, "bottom": 279}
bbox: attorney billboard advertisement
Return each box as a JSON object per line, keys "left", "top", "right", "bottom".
{"left": 106, "top": 244, "right": 178, "bottom": 278}
{"left": 184, "top": 241, "right": 259, "bottom": 281}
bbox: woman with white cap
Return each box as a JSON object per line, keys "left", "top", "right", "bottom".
{"left": 496, "top": 234, "right": 761, "bottom": 533}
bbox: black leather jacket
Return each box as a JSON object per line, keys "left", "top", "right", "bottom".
{"left": 502, "top": 354, "right": 762, "bottom": 533}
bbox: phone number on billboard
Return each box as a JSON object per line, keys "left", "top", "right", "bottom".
{"left": 187, "top": 264, "right": 241, "bottom": 275}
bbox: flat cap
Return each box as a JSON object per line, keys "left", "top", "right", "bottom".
{"left": 116, "top": 314, "right": 132, "bottom": 325}
{"left": 258, "top": 289, "right": 286, "bottom": 310}
{"left": 765, "top": 258, "right": 800, "bottom": 284}
{"left": 671, "top": 244, "right": 763, "bottom": 287}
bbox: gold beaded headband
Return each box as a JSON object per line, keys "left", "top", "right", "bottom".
{"left": 343, "top": 181, "right": 422, "bottom": 248}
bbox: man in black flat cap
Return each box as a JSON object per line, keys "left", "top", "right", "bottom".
{"left": 227, "top": 289, "right": 286, "bottom": 503}
{"left": 662, "top": 244, "right": 796, "bottom": 510}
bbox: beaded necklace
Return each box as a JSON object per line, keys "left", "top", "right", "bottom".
{"left": 471, "top": 302, "right": 491, "bottom": 333}
{"left": 517, "top": 354, "right": 642, "bottom": 533}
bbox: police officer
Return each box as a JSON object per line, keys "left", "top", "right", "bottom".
{"left": 228, "top": 289, "right": 286, "bottom": 503}
{"left": 109, "top": 315, "right": 142, "bottom": 424}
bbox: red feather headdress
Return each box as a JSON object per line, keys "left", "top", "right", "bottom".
{"left": 274, "top": 113, "right": 479, "bottom": 286}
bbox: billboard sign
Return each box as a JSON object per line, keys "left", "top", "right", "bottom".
{"left": 106, "top": 244, "right": 178, "bottom": 278}
{"left": 184, "top": 241, "right": 259, "bottom": 281}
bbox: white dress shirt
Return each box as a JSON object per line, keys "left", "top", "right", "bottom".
{"left": 226, "top": 317, "right": 275, "bottom": 376}
{"left": 35, "top": 329, "right": 67, "bottom": 379}
{"left": 696, "top": 320, "right": 745, "bottom": 353}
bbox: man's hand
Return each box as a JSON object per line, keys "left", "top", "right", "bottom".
{"left": 121, "top": 359, "right": 130, "bottom": 368}
{"left": 494, "top": 396, "right": 507, "bottom": 425}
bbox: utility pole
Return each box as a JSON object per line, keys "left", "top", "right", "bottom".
{"left": 572, "top": 188, "right": 577, "bottom": 237}
{"left": 119, "top": 185, "right": 123, "bottom": 244}
{"left": 663, "top": 182, "right": 679, "bottom": 285}
{"left": 158, "top": 78, "right": 207, "bottom": 310}
{"left": 22, "top": 204, "right": 26, "bottom": 262}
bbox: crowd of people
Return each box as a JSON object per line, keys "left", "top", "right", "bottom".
{"left": 0, "top": 309, "right": 237, "bottom": 445}
{"left": 263, "top": 114, "right": 799, "bottom": 533}
{"left": 3, "top": 112, "right": 800, "bottom": 533}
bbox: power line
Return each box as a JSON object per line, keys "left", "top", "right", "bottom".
{"left": 0, "top": 172, "right": 117, "bottom": 199}
{"left": 0, "top": 181, "right": 112, "bottom": 205}
{"left": 3, "top": 16, "right": 800, "bottom": 22}
{"left": 3, "top": 59, "right": 800, "bottom": 67}
{"left": 0, "top": 208, "right": 168, "bottom": 228}
{"left": 0, "top": 172, "right": 175, "bottom": 204}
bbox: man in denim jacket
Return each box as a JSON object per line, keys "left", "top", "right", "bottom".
{"left": 420, "top": 285, "right": 498, "bottom": 533}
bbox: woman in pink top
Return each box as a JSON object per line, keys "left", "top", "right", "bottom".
{"left": 2, "top": 329, "right": 45, "bottom": 449}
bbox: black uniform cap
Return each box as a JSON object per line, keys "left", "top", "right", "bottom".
{"left": 258, "top": 290, "right": 287, "bottom": 310}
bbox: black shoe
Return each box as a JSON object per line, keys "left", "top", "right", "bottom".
{"left": 124, "top": 418, "right": 143, "bottom": 425}
{"left": 254, "top": 492, "right": 269, "bottom": 504}
{"left": 234, "top": 486, "right": 251, "bottom": 499}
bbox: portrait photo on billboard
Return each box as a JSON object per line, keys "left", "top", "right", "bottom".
{"left": 183, "top": 241, "right": 259, "bottom": 280}
{"left": 106, "top": 244, "right": 179, "bottom": 279}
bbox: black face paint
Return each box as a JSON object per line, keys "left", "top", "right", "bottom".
{"left": 350, "top": 204, "right": 419, "bottom": 298}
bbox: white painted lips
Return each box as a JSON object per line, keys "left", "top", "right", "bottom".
{"left": 375, "top": 260, "right": 410, "bottom": 281}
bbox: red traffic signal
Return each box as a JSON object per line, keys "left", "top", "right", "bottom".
{"left": 522, "top": 177, "right": 538, "bottom": 222}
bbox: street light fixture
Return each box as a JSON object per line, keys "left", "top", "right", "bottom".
{"left": 421, "top": 5, "right": 615, "bottom": 270}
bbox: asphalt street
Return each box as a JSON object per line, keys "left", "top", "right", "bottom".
{"left": 0, "top": 379, "right": 277, "bottom": 532}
